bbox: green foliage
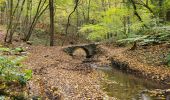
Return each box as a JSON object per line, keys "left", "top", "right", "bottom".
{"left": 0, "top": 96, "right": 5, "bottom": 100}
{"left": 164, "top": 0, "right": 170, "bottom": 10}
{"left": 118, "top": 35, "right": 149, "bottom": 44}
{"left": 0, "top": 47, "right": 26, "bottom": 55}
{"left": 79, "top": 24, "right": 109, "bottom": 41}
{"left": 1, "top": 0, "right": 170, "bottom": 45}
{"left": 14, "top": 47, "right": 24, "bottom": 52}
{"left": 0, "top": 48, "right": 10, "bottom": 52}
{"left": 118, "top": 26, "right": 170, "bottom": 45}
{"left": 0, "top": 56, "right": 32, "bottom": 85}
{"left": 0, "top": 46, "right": 31, "bottom": 86}
{"left": 0, "top": 0, "right": 5, "bottom": 7}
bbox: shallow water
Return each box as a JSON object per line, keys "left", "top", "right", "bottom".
{"left": 97, "top": 66, "right": 170, "bottom": 100}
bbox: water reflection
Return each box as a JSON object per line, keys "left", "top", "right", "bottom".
{"left": 100, "top": 67, "right": 170, "bottom": 100}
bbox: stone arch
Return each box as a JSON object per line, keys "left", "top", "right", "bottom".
{"left": 63, "top": 43, "right": 99, "bottom": 58}
{"left": 81, "top": 47, "right": 91, "bottom": 58}
{"left": 73, "top": 47, "right": 91, "bottom": 58}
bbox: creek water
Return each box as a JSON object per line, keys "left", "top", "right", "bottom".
{"left": 94, "top": 65, "right": 170, "bottom": 100}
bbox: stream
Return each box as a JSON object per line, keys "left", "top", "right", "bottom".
{"left": 93, "top": 65, "right": 170, "bottom": 100}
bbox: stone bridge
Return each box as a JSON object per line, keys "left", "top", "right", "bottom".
{"left": 63, "top": 43, "right": 100, "bottom": 58}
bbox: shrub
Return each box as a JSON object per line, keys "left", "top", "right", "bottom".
{"left": 0, "top": 55, "right": 32, "bottom": 85}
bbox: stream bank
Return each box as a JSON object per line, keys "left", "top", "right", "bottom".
{"left": 100, "top": 66, "right": 170, "bottom": 100}
{"left": 100, "top": 44, "right": 170, "bottom": 85}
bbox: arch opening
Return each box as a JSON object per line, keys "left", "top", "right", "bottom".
{"left": 72, "top": 47, "right": 89, "bottom": 59}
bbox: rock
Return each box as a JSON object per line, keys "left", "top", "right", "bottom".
{"left": 26, "top": 41, "right": 33, "bottom": 45}
{"left": 20, "top": 52, "right": 28, "bottom": 56}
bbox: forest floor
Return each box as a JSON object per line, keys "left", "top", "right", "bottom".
{"left": 1, "top": 25, "right": 170, "bottom": 99}
{"left": 101, "top": 44, "right": 170, "bottom": 85}
{"left": 23, "top": 45, "right": 112, "bottom": 99}
{"left": 16, "top": 42, "right": 170, "bottom": 99}
{"left": 0, "top": 26, "right": 112, "bottom": 99}
{"left": 12, "top": 43, "right": 170, "bottom": 99}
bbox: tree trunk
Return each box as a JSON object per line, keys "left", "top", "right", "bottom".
{"left": 49, "top": 0, "right": 55, "bottom": 46}
{"left": 4, "top": 0, "right": 13, "bottom": 43}
{"left": 101, "top": 0, "right": 106, "bottom": 11}
{"left": 24, "top": 0, "right": 48, "bottom": 41}
{"left": 76, "top": 3, "right": 79, "bottom": 33}
{"left": 87, "top": 0, "right": 91, "bottom": 23}
{"left": 159, "top": 0, "right": 164, "bottom": 23}
{"left": 7, "top": 0, "right": 26, "bottom": 43}
{"left": 65, "top": 0, "right": 79, "bottom": 35}
{"left": 0, "top": 7, "right": 3, "bottom": 24}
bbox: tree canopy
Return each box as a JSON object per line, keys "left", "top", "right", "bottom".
{"left": 0, "top": 0, "right": 169, "bottom": 45}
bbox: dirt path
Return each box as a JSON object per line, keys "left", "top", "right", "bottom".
{"left": 24, "top": 46, "right": 114, "bottom": 99}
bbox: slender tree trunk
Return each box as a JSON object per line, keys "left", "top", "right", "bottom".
{"left": 49, "top": 0, "right": 55, "bottom": 46}
{"left": 7, "top": 0, "right": 26, "bottom": 43}
{"left": 123, "top": 16, "right": 126, "bottom": 35}
{"left": 65, "top": 0, "right": 79, "bottom": 35}
{"left": 129, "top": 0, "right": 148, "bottom": 28}
{"left": 130, "top": 0, "right": 142, "bottom": 22}
{"left": 22, "top": 0, "right": 31, "bottom": 38}
{"left": 4, "top": 0, "right": 13, "bottom": 43}
{"left": 24, "top": 0, "right": 48, "bottom": 41}
{"left": 76, "top": 4, "right": 79, "bottom": 33}
{"left": 101, "top": 0, "right": 106, "bottom": 11}
{"left": 0, "top": 7, "right": 3, "bottom": 24}
{"left": 87, "top": 0, "right": 91, "bottom": 23}
{"left": 62, "top": 0, "right": 79, "bottom": 45}
{"left": 127, "top": 16, "right": 131, "bottom": 34}
{"left": 108, "top": 0, "right": 111, "bottom": 8}
{"left": 5, "top": 1, "right": 8, "bottom": 25}
{"left": 159, "top": 0, "right": 164, "bottom": 23}
{"left": 4, "top": 0, "right": 23, "bottom": 43}
{"left": 138, "top": 0, "right": 154, "bottom": 14}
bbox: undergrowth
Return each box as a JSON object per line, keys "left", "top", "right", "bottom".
{"left": 0, "top": 46, "right": 32, "bottom": 99}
